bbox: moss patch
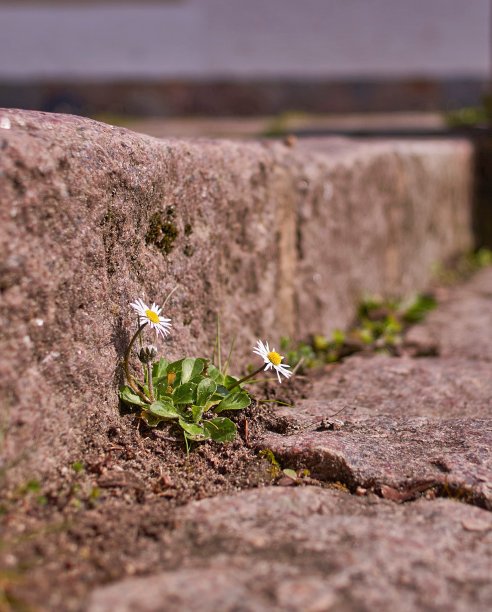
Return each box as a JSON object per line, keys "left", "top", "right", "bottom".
{"left": 145, "top": 212, "right": 179, "bottom": 256}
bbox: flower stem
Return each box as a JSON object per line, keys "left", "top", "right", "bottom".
{"left": 124, "top": 323, "right": 151, "bottom": 404}
{"left": 227, "top": 364, "right": 265, "bottom": 391}
{"left": 146, "top": 362, "right": 155, "bottom": 402}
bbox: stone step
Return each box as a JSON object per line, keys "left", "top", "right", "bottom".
{"left": 301, "top": 355, "right": 492, "bottom": 418}
{"left": 88, "top": 487, "right": 492, "bottom": 612}
{"left": 257, "top": 266, "right": 492, "bottom": 507}
{"left": 259, "top": 414, "right": 492, "bottom": 506}
{"left": 0, "top": 108, "right": 475, "bottom": 483}
{"left": 405, "top": 267, "right": 492, "bottom": 361}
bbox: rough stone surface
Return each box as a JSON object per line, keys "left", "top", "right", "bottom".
{"left": 88, "top": 487, "right": 492, "bottom": 612}
{"left": 0, "top": 108, "right": 475, "bottom": 484}
{"left": 257, "top": 354, "right": 492, "bottom": 506}
{"left": 255, "top": 269, "right": 492, "bottom": 508}
{"left": 304, "top": 355, "right": 492, "bottom": 418}
{"left": 0, "top": 109, "right": 293, "bottom": 482}
{"left": 260, "top": 416, "right": 492, "bottom": 506}
{"left": 293, "top": 138, "right": 473, "bottom": 335}
{"left": 406, "top": 267, "right": 492, "bottom": 361}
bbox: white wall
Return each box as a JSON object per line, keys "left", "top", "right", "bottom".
{"left": 1, "top": 0, "right": 489, "bottom": 81}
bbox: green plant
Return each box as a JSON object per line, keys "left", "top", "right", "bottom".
{"left": 434, "top": 248, "right": 492, "bottom": 285}
{"left": 119, "top": 298, "right": 293, "bottom": 450}
{"left": 71, "top": 461, "right": 84, "bottom": 474}
{"left": 400, "top": 294, "right": 437, "bottom": 324}
{"left": 281, "top": 291, "right": 439, "bottom": 371}
{"left": 262, "top": 110, "right": 307, "bottom": 137}
{"left": 280, "top": 336, "right": 318, "bottom": 369}
{"left": 444, "top": 94, "right": 492, "bottom": 128}
{"left": 445, "top": 105, "right": 489, "bottom": 128}
{"left": 121, "top": 355, "right": 250, "bottom": 447}
{"left": 258, "top": 449, "right": 281, "bottom": 477}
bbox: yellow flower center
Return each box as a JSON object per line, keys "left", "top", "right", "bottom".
{"left": 145, "top": 309, "right": 160, "bottom": 324}
{"left": 267, "top": 351, "right": 282, "bottom": 366}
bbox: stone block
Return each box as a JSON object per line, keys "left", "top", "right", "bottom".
{"left": 406, "top": 267, "right": 492, "bottom": 361}
{"left": 293, "top": 138, "right": 473, "bottom": 335}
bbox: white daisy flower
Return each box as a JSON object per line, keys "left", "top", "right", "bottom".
{"left": 130, "top": 298, "right": 171, "bottom": 339}
{"left": 253, "top": 339, "right": 292, "bottom": 383}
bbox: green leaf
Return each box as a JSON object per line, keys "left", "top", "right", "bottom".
{"left": 167, "top": 359, "right": 184, "bottom": 373}
{"left": 313, "top": 334, "right": 330, "bottom": 351}
{"left": 178, "top": 419, "right": 210, "bottom": 440}
{"left": 148, "top": 400, "right": 180, "bottom": 419}
{"left": 154, "top": 376, "right": 173, "bottom": 395}
{"left": 181, "top": 358, "right": 205, "bottom": 384}
{"left": 191, "top": 405, "right": 204, "bottom": 423}
{"left": 282, "top": 468, "right": 298, "bottom": 480}
{"left": 140, "top": 412, "right": 163, "bottom": 428}
{"left": 403, "top": 294, "right": 437, "bottom": 324}
{"left": 213, "top": 384, "right": 229, "bottom": 399}
{"left": 207, "top": 364, "right": 224, "bottom": 383}
{"left": 215, "top": 391, "right": 251, "bottom": 413}
{"left": 119, "top": 385, "right": 147, "bottom": 407}
{"left": 173, "top": 382, "right": 196, "bottom": 404}
{"left": 332, "top": 329, "right": 346, "bottom": 346}
{"left": 152, "top": 358, "right": 169, "bottom": 381}
{"left": 72, "top": 461, "right": 84, "bottom": 473}
{"left": 224, "top": 374, "right": 239, "bottom": 389}
{"left": 203, "top": 417, "right": 237, "bottom": 443}
{"left": 195, "top": 378, "right": 217, "bottom": 406}
{"left": 259, "top": 449, "right": 281, "bottom": 476}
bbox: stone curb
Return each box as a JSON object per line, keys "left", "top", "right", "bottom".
{"left": 0, "top": 108, "right": 474, "bottom": 480}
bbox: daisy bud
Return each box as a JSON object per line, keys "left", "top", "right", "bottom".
{"left": 138, "top": 344, "right": 158, "bottom": 364}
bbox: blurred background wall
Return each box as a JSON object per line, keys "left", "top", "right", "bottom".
{"left": 0, "top": 0, "right": 490, "bottom": 116}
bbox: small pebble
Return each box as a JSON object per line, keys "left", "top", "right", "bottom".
{"left": 283, "top": 134, "right": 297, "bottom": 147}
{"left": 461, "top": 519, "right": 492, "bottom": 532}
{"left": 4, "top": 554, "right": 18, "bottom": 567}
{"left": 278, "top": 476, "right": 296, "bottom": 487}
